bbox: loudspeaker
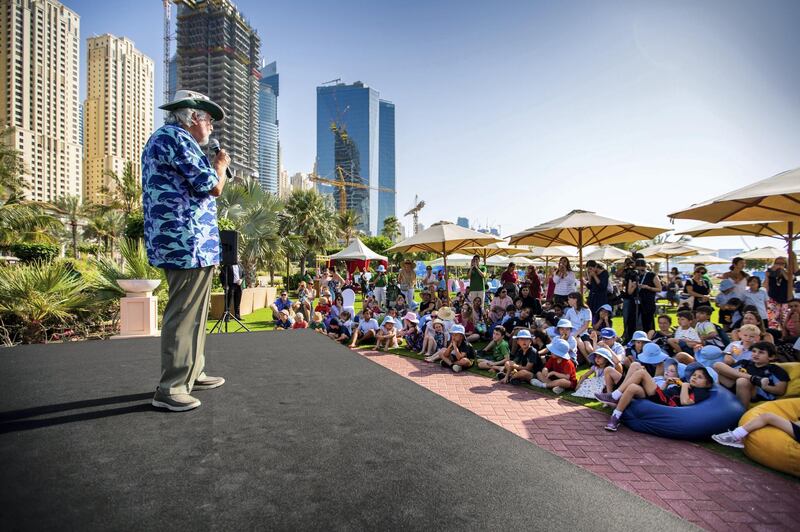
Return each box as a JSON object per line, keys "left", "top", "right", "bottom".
{"left": 219, "top": 230, "right": 238, "bottom": 265}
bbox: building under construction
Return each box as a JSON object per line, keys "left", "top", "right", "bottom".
{"left": 175, "top": 0, "right": 260, "bottom": 178}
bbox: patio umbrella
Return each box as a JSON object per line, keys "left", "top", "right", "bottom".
{"left": 638, "top": 242, "right": 715, "bottom": 275}
{"left": 677, "top": 254, "right": 729, "bottom": 265}
{"left": 508, "top": 209, "right": 668, "bottom": 292}
{"left": 523, "top": 245, "right": 576, "bottom": 271}
{"left": 738, "top": 247, "right": 788, "bottom": 261}
{"left": 388, "top": 221, "right": 502, "bottom": 301}
{"left": 486, "top": 255, "right": 535, "bottom": 267}
{"left": 582, "top": 246, "right": 630, "bottom": 267}
{"left": 429, "top": 254, "right": 474, "bottom": 267}
{"left": 461, "top": 240, "right": 531, "bottom": 266}
{"left": 668, "top": 167, "right": 800, "bottom": 267}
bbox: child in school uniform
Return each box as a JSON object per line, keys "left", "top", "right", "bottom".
{"left": 529, "top": 338, "right": 577, "bottom": 395}
{"left": 423, "top": 319, "right": 449, "bottom": 360}
{"left": 437, "top": 324, "right": 476, "bottom": 373}
{"left": 722, "top": 323, "right": 759, "bottom": 364}
{"left": 375, "top": 316, "right": 399, "bottom": 351}
{"left": 326, "top": 318, "right": 351, "bottom": 344}
{"left": 625, "top": 330, "right": 651, "bottom": 368}
{"left": 713, "top": 341, "right": 789, "bottom": 408}
{"left": 667, "top": 310, "right": 702, "bottom": 357}
{"left": 573, "top": 347, "right": 617, "bottom": 398}
{"left": 476, "top": 325, "right": 511, "bottom": 373}
{"left": 496, "top": 329, "right": 544, "bottom": 384}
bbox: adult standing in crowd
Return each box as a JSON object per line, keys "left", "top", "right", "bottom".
{"left": 685, "top": 266, "right": 712, "bottom": 310}
{"left": 620, "top": 257, "right": 640, "bottom": 342}
{"left": 524, "top": 265, "right": 542, "bottom": 300}
{"left": 373, "top": 265, "right": 388, "bottom": 308}
{"left": 585, "top": 260, "right": 609, "bottom": 314}
{"left": 635, "top": 258, "right": 661, "bottom": 334}
{"left": 766, "top": 255, "right": 793, "bottom": 328}
{"left": 398, "top": 260, "right": 417, "bottom": 306}
{"left": 500, "top": 262, "right": 519, "bottom": 298}
{"left": 552, "top": 257, "right": 577, "bottom": 306}
{"left": 422, "top": 265, "right": 438, "bottom": 294}
{"left": 143, "top": 90, "right": 229, "bottom": 412}
{"left": 468, "top": 255, "right": 487, "bottom": 306}
{"left": 723, "top": 257, "right": 749, "bottom": 300}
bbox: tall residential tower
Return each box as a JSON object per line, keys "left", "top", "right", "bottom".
{"left": 316, "top": 81, "right": 395, "bottom": 235}
{"left": 257, "top": 61, "right": 278, "bottom": 193}
{"left": 83, "top": 35, "right": 154, "bottom": 204}
{"left": 176, "top": 0, "right": 260, "bottom": 178}
{"left": 0, "top": 0, "right": 82, "bottom": 202}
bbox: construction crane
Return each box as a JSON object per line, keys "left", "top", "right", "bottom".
{"left": 404, "top": 195, "right": 425, "bottom": 235}
{"left": 163, "top": 0, "right": 202, "bottom": 104}
{"left": 309, "top": 166, "right": 394, "bottom": 215}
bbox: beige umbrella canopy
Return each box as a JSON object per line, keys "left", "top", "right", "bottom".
{"left": 675, "top": 220, "right": 797, "bottom": 240}
{"left": 462, "top": 240, "right": 531, "bottom": 265}
{"left": 508, "top": 209, "right": 668, "bottom": 291}
{"left": 738, "top": 247, "right": 788, "bottom": 261}
{"left": 388, "top": 221, "right": 502, "bottom": 300}
{"left": 677, "top": 254, "right": 729, "bottom": 265}
{"left": 669, "top": 167, "right": 799, "bottom": 269}
{"left": 638, "top": 242, "right": 715, "bottom": 275}
{"left": 583, "top": 246, "right": 630, "bottom": 263}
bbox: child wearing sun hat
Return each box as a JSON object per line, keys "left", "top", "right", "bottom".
{"left": 572, "top": 347, "right": 617, "bottom": 398}
{"left": 529, "top": 337, "right": 577, "bottom": 394}
{"left": 375, "top": 315, "right": 399, "bottom": 351}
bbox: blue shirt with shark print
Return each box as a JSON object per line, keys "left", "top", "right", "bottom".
{"left": 141, "top": 124, "right": 220, "bottom": 269}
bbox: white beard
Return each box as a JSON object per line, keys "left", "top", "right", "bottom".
{"left": 198, "top": 135, "right": 210, "bottom": 147}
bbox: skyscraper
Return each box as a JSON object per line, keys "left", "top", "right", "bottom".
{"left": 316, "top": 81, "right": 395, "bottom": 235}
{"left": 83, "top": 34, "right": 154, "bottom": 204}
{"left": 457, "top": 217, "right": 470, "bottom": 228}
{"left": 257, "top": 61, "right": 279, "bottom": 193}
{"left": 378, "top": 100, "right": 396, "bottom": 226}
{"left": 0, "top": 0, "right": 82, "bottom": 202}
{"left": 176, "top": 0, "right": 260, "bottom": 178}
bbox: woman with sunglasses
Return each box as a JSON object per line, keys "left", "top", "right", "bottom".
{"left": 552, "top": 257, "right": 577, "bottom": 307}
{"left": 766, "top": 255, "right": 793, "bottom": 329}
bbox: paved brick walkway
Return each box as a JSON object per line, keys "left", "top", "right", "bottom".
{"left": 358, "top": 349, "right": 799, "bottom": 531}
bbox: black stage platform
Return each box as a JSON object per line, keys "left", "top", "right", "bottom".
{"left": 0, "top": 331, "right": 693, "bottom": 531}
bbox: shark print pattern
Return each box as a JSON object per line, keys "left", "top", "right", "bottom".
{"left": 141, "top": 124, "right": 220, "bottom": 269}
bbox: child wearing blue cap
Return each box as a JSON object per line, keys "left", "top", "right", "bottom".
{"left": 530, "top": 338, "right": 577, "bottom": 394}
{"left": 375, "top": 315, "right": 398, "bottom": 351}
{"left": 591, "top": 327, "right": 625, "bottom": 365}
{"left": 573, "top": 347, "right": 618, "bottom": 399}
{"left": 592, "top": 304, "right": 614, "bottom": 331}
{"left": 497, "top": 329, "right": 544, "bottom": 384}
{"left": 596, "top": 360, "right": 714, "bottom": 432}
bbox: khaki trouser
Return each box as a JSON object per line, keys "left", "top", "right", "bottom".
{"left": 159, "top": 266, "right": 214, "bottom": 395}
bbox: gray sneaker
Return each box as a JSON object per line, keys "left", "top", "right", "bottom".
{"left": 452, "top": 364, "right": 463, "bottom": 373}
{"left": 552, "top": 386, "right": 564, "bottom": 395}
{"left": 711, "top": 430, "right": 745, "bottom": 449}
{"left": 152, "top": 388, "right": 201, "bottom": 412}
{"left": 193, "top": 375, "right": 225, "bottom": 390}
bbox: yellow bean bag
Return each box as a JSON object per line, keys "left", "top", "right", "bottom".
{"left": 776, "top": 363, "right": 800, "bottom": 398}
{"left": 739, "top": 398, "right": 800, "bottom": 477}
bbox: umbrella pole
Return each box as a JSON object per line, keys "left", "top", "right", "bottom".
{"left": 444, "top": 254, "right": 450, "bottom": 305}
{"left": 578, "top": 234, "right": 584, "bottom": 295}
{"left": 788, "top": 222, "right": 796, "bottom": 276}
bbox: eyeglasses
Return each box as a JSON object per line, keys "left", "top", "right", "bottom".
{"left": 196, "top": 114, "right": 214, "bottom": 124}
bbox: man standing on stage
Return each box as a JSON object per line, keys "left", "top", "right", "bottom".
{"left": 143, "top": 90, "right": 230, "bottom": 412}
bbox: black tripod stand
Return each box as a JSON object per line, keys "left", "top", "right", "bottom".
{"left": 210, "top": 267, "right": 250, "bottom": 334}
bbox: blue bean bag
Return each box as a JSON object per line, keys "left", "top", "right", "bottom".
{"left": 621, "top": 386, "right": 745, "bottom": 440}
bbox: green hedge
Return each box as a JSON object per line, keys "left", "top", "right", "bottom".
{"left": 9, "top": 243, "right": 59, "bottom": 263}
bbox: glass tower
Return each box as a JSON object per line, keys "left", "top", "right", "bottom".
{"left": 316, "top": 81, "right": 395, "bottom": 235}
{"left": 258, "top": 61, "right": 279, "bottom": 193}
{"left": 378, "top": 100, "right": 396, "bottom": 229}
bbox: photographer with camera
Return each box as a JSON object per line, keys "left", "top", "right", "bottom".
{"left": 620, "top": 256, "right": 640, "bottom": 343}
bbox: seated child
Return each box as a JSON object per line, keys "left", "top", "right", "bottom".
{"left": 349, "top": 309, "right": 379, "bottom": 347}
{"left": 551, "top": 319, "right": 579, "bottom": 366}
{"left": 667, "top": 310, "right": 702, "bottom": 356}
{"left": 398, "top": 312, "right": 423, "bottom": 352}
{"left": 573, "top": 347, "right": 617, "bottom": 398}
{"left": 309, "top": 311, "right": 327, "bottom": 333}
{"left": 423, "top": 319, "right": 449, "bottom": 360}
{"left": 713, "top": 341, "right": 789, "bottom": 408}
{"left": 326, "top": 318, "right": 351, "bottom": 344}
{"left": 712, "top": 410, "right": 800, "bottom": 449}
{"left": 694, "top": 306, "right": 725, "bottom": 349}
{"left": 339, "top": 310, "right": 353, "bottom": 334}
{"left": 592, "top": 304, "right": 613, "bottom": 331}
{"left": 436, "top": 324, "right": 476, "bottom": 373}
{"left": 625, "top": 331, "right": 651, "bottom": 368}
{"left": 593, "top": 327, "right": 625, "bottom": 365}
{"left": 717, "top": 297, "right": 742, "bottom": 333}
{"left": 722, "top": 323, "right": 759, "bottom": 364}
{"left": 476, "top": 325, "right": 511, "bottom": 373}
{"left": 496, "top": 329, "right": 543, "bottom": 384}
{"left": 292, "top": 312, "right": 308, "bottom": 329}
{"left": 715, "top": 278, "right": 736, "bottom": 308}
{"left": 375, "top": 316, "right": 399, "bottom": 351}
{"left": 275, "top": 309, "right": 293, "bottom": 330}
{"left": 314, "top": 296, "right": 331, "bottom": 316}
{"left": 649, "top": 314, "right": 674, "bottom": 352}
{"left": 500, "top": 304, "right": 517, "bottom": 326}
{"left": 653, "top": 358, "right": 684, "bottom": 391}
{"left": 596, "top": 362, "right": 715, "bottom": 432}
{"left": 529, "top": 338, "right": 577, "bottom": 394}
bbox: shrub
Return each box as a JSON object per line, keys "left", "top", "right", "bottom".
{"left": 9, "top": 242, "right": 59, "bottom": 263}
{"left": 124, "top": 211, "right": 145, "bottom": 241}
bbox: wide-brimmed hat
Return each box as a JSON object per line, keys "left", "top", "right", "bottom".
{"left": 376, "top": 265, "right": 386, "bottom": 272}
{"left": 588, "top": 347, "right": 615, "bottom": 366}
{"left": 599, "top": 327, "right": 617, "bottom": 339}
{"left": 381, "top": 316, "right": 395, "bottom": 326}
{"left": 638, "top": 343, "right": 668, "bottom": 365}
{"left": 556, "top": 319, "right": 573, "bottom": 329}
{"left": 438, "top": 307, "right": 455, "bottom": 321}
{"left": 662, "top": 357, "right": 686, "bottom": 377}
{"left": 695, "top": 345, "right": 724, "bottom": 367}
{"left": 402, "top": 312, "right": 419, "bottom": 323}
{"left": 546, "top": 338, "right": 571, "bottom": 359}
{"left": 719, "top": 279, "right": 735, "bottom": 291}
{"left": 513, "top": 329, "right": 532, "bottom": 340}
{"left": 630, "top": 331, "right": 651, "bottom": 343}
{"left": 159, "top": 89, "right": 225, "bottom": 121}
{"left": 449, "top": 324, "right": 466, "bottom": 336}
{"left": 599, "top": 304, "right": 613, "bottom": 313}
{"left": 684, "top": 361, "right": 718, "bottom": 384}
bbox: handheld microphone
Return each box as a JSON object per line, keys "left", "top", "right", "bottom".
{"left": 209, "top": 139, "right": 233, "bottom": 179}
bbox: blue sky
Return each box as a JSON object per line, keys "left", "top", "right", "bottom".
{"left": 65, "top": 0, "right": 799, "bottom": 251}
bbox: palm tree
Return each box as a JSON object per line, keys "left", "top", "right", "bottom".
{"left": 285, "top": 189, "right": 337, "bottom": 276}
{"left": 50, "top": 195, "right": 85, "bottom": 258}
{"left": 104, "top": 161, "right": 141, "bottom": 216}
{"left": 84, "top": 209, "right": 125, "bottom": 256}
{"left": 381, "top": 215, "right": 401, "bottom": 242}
{"left": 0, "top": 127, "right": 26, "bottom": 200}
{"left": 336, "top": 209, "right": 361, "bottom": 245}
{"left": 218, "top": 180, "right": 300, "bottom": 286}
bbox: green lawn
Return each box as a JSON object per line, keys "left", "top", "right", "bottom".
{"left": 205, "top": 292, "right": 795, "bottom": 482}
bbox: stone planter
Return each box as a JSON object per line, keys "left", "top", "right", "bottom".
{"left": 112, "top": 279, "right": 161, "bottom": 339}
